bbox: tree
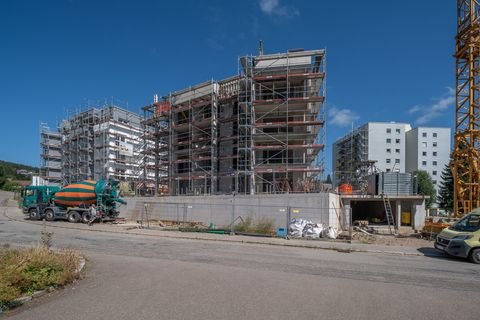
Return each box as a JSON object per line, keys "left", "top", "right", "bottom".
{"left": 437, "top": 164, "right": 453, "bottom": 213}
{"left": 0, "top": 167, "right": 5, "bottom": 189}
{"left": 415, "top": 170, "right": 436, "bottom": 208}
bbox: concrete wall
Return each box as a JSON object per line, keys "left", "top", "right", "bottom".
{"left": 405, "top": 129, "right": 419, "bottom": 174}
{"left": 413, "top": 199, "right": 426, "bottom": 230}
{"left": 121, "top": 192, "right": 342, "bottom": 230}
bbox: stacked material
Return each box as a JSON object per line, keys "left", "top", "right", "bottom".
{"left": 288, "top": 219, "right": 338, "bottom": 239}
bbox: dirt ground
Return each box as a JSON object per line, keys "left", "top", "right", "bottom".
{"left": 351, "top": 232, "right": 435, "bottom": 247}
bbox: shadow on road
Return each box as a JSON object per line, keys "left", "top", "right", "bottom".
{"left": 417, "top": 247, "right": 468, "bottom": 263}
{"left": 417, "top": 247, "right": 449, "bottom": 258}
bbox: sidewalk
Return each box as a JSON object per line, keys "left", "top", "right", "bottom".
{"left": 3, "top": 205, "right": 434, "bottom": 257}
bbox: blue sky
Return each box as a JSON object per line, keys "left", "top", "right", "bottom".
{"left": 0, "top": 0, "right": 455, "bottom": 174}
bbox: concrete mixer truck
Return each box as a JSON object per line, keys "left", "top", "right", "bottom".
{"left": 22, "top": 179, "right": 126, "bottom": 223}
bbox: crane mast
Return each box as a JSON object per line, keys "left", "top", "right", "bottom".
{"left": 453, "top": 0, "right": 480, "bottom": 216}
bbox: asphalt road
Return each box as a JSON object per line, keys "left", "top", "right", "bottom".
{"left": 1, "top": 192, "right": 479, "bottom": 320}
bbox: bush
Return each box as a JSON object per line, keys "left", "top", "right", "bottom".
{"left": 0, "top": 246, "right": 81, "bottom": 310}
{"left": 253, "top": 218, "right": 275, "bottom": 235}
{"left": 234, "top": 216, "right": 253, "bottom": 233}
{"left": 234, "top": 216, "right": 275, "bottom": 235}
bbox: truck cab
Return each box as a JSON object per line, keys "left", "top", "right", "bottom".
{"left": 435, "top": 210, "right": 480, "bottom": 264}
{"left": 22, "top": 185, "right": 60, "bottom": 219}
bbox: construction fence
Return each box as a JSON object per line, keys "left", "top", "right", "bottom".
{"left": 121, "top": 193, "right": 351, "bottom": 236}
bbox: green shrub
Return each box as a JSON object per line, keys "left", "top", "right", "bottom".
{"left": 234, "top": 216, "right": 275, "bottom": 235}
{"left": 0, "top": 246, "right": 81, "bottom": 310}
{"left": 253, "top": 218, "right": 275, "bottom": 235}
{"left": 234, "top": 216, "right": 253, "bottom": 233}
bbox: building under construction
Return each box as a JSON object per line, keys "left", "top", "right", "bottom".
{"left": 40, "top": 123, "right": 63, "bottom": 185}
{"left": 143, "top": 48, "right": 326, "bottom": 195}
{"left": 40, "top": 104, "right": 153, "bottom": 190}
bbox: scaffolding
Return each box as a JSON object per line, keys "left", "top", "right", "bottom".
{"left": 333, "top": 124, "right": 370, "bottom": 187}
{"left": 56, "top": 104, "right": 148, "bottom": 187}
{"left": 40, "top": 123, "right": 62, "bottom": 185}
{"left": 243, "top": 49, "right": 326, "bottom": 194}
{"left": 142, "top": 48, "right": 326, "bottom": 196}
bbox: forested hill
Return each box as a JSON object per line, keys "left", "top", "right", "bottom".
{"left": 0, "top": 160, "right": 38, "bottom": 191}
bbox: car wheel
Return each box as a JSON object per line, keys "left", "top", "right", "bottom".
{"left": 68, "top": 211, "right": 80, "bottom": 223}
{"left": 470, "top": 248, "right": 480, "bottom": 264}
{"left": 82, "top": 212, "right": 91, "bottom": 224}
{"left": 29, "top": 208, "right": 39, "bottom": 220}
{"left": 45, "top": 209, "right": 55, "bottom": 221}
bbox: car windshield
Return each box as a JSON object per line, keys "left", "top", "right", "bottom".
{"left": 451, "top": 214, "right": 480, "bottom": 232}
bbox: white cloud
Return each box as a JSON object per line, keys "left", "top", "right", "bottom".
{"left": 413, "top": 88, "right": 455, "bottom": 125}
{"left": 408, "top": 105, "right": 420, "bottom": 114}
{"left": 328, "top": 107, "right": 360, "bottom": 127}
{"left": 259, "top": 0, "right": 299, "bottom": 18}
{"left": 259, "top": 0, "right": 278, "bottom": 14}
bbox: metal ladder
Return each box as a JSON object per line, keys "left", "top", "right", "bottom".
{"left": 382, "top": 193, "right": 396, "bottom": 235}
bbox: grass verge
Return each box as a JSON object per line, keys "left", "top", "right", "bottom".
{"left": 0, "top": 245, "right": 81, "bottom": 310}
{"left": 234, "top": 216, "right": 275, "bottom": 235}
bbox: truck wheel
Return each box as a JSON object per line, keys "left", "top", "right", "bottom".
{"left": 68, "top": 211, "right": 80, "bottom": 223}
{"left": 29, "top": 208, "right": 39, "bottom": 220}
{"left": 82, "top": 212, "right": 91, "bottom": 224}
{"left": 470, "top": 248, "right": 480, "bottom": 264}
{"left": 45, "top": 209, "right": 55, "bottom": 221}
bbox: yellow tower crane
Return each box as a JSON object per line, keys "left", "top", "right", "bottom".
{"left": 452, "top": 0, "right": 480, "bottom": 216}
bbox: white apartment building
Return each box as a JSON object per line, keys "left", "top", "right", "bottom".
{"left": 332, "top": 122, "right": 411, "bottom": 186}
{"left": 405, "top": 127, "right": 451, "bottom": 191}
{"left": 365, "top": 122, "right": 412, "bottom": 173}
{"left": 41, "top": 105, "right": 156, "bottom": 192}
{"left": 332, "top": 122, "right": 451, "bottom": 192}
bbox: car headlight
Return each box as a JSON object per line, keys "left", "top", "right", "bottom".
{"left": 453, "top": 235, "right": 473, "bottom": 240}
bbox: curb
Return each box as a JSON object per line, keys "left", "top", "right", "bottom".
{"left": 3, "top": 209, "right": 423, "bottom": 257}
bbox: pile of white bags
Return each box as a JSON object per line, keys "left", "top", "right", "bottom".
{"left": 322, "top": 226, "right": 338, "bottom": 239}
{"left": 303, "top": 223, "right": 324, "bottom": 238}
{"left": 288, "top": 219, "right": 337, "bottom": 239}
{"left": 288, "top": 218, "right": 309, "bottom": 238}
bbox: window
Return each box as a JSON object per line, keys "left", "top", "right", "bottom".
{"left": 452, "top": 214, "right": 480, "bottom": 232}
{"left": 422, "top": 151, "right": 427, "bottom": 156}
{"left": 395, "top": 149, "right": 400, "bottom": 153}
{"left": 386, "top": 158, "right": 391, "bottom": 164}
{"left": 422, "top": 161, "right": 427, "bottom": 166}
{"left": 422, "top": 142, "right": 427, "bottom": 148}
{"left": 386, "top": 128, "right": 391, "bottom": 134}
{"left": 386, "top": 148, "right": 391, "bottom": 153}
{"left": 395, "top": 128, "right": 401, "bottom": 134}
{"left": 433, "top": 151, "right": 437, "bottom": 157}
{"left": 386, "top": 168, "right": 391, "bottom": 172}
{"left": 433, "top": 180, "right": 437, "bottom": 185}
{"left": 422, "top": 132, "right": 427, "bottom": 138}
{"left": 432, "top": 170, "right": 437, "bottom": 176}
{"left": 433, "top": 161, "right": 437, "bottom": 166}
{"left": 386, "top": 138, "right": 391, "bottom": 143}
{"left": 433, "top": 132, "right": 437, "bottom": 138}
{"left": 395, "top": 139, "right": 400, "bottom": 144}
{"left": 433, "top": 142, "right": 437, "bottom": 147}
{"left": 395, "top": 159, "right": 400, "bottom": 164}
